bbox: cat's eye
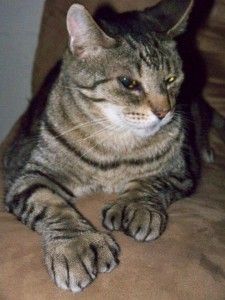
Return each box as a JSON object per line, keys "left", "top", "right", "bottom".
{"left": 118, "top": 76, "right": 140, "bottom": 90}
{"left": 166, "top": 76, "right": 176, "bottom": 84}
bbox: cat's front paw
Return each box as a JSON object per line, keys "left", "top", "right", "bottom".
{"left": 102, "top": 201, "right": 167, "bottom": 242}
{"left": 44, "top": 231, "right": 120, "bottom": 293}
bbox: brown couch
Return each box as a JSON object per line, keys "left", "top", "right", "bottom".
{"left": 1, "top": 1, "right": 225, "bottom": 299}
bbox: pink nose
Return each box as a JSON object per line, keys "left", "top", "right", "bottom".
{"left": 153, "top": 109, "right": 170, "bottom": 120}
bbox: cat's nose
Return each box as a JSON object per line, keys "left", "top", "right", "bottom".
{"left": 153, "top": 109, "right": 170, "bottom": 120}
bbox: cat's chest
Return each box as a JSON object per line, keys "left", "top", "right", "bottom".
{"left": 103, "top": 162, "right": 161, "bottom": 191}
{"left": 71, "top": 161, "right": 160, "bottom": 197}
{"left": 53, "top": 132, "right": 180, "bottom": 196}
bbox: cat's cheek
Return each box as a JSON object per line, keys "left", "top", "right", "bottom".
{"left": 100, "top": 104, "right": 125, "bottom": 127}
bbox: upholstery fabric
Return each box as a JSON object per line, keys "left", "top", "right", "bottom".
{"left": 1, "top": 1, "right": 225, "bottom": 299}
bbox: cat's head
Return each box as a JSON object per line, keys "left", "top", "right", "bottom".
{"left": 64, "top": 0, "right": 193, "bottom": 137}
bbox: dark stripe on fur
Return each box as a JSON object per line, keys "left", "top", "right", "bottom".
{"left": 23, "top": 169, "right": 75, "bottom": 201}
{"left": 44, "top": 118, "right": 179, "bottom": 171}
{"left": 23, "top": 204, "right": 35, "bottom": 225}
{"left": 139, "top": 51, "right": 152, "bottom": 68}
{"left": 79, "top": 255, "right": 93, "bottom": 282}
{"left": 90, "top": 244, "right": 98, "bottom": 269}
{"left": 51, "top": 235, "right": 78, "bottom": 241}
{"left": 63, "top": 255, "right": 70, "bottom": 288}
{"left": 8, "top": 184, "right": 47, "bottom": 213}
{"left": 51, "top": 256, "right": 56, "bottom": 284}
{"left": 78, "top": 90, "right": 106, "bottom": 102}
{"left": 64, "top": 76, "right": 111, "bottom": 91}
{"left": 30, "top": 206, "right": 48, "bottom": 230}
{"left": 47, "top": 218, "right": 66, "bottom": 226}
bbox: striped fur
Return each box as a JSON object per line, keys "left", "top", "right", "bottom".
{"left": 3, "top": 1, "right": 198, "bottom": 293}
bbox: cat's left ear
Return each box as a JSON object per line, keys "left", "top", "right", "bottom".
{"left": 66, "top": 4, "right": 116, "bottom": 56}
{"left": 144, "top": 0, "right": 194, "bottom": 37}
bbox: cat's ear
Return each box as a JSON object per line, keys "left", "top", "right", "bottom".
{"left": 66, "top": 4, "right": 116, "bottom": 56}
{"left": 144, "top": 0, "right": 194, "bottom": 37}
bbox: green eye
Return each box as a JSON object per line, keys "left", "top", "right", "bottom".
{"left": 118, "top": 76, "right": 140, "bottom": 90}
{"left": 166, "top": 76, "right": 176, "bottom": 84}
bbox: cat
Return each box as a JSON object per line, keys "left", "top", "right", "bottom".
{"left": 3, "top": 0, "right": 214, "bottom": 293}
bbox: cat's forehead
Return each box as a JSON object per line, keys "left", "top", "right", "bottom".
{"left": 114, "top": 33, "right": 178, "bottom": 72}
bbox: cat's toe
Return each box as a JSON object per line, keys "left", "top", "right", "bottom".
{"left": 122, "top": 207, "right": 152, "bottom": 241}
{"left": 122, "top": 202, "right": 167, "bottom": 242}
{"left": 102, "top": 203, "right": 125, "bottom": 230}
{"left": 45, "top": 253, "right": 92, "bottom": 293}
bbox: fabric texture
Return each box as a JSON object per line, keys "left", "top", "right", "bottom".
{"left": 1, "top": 1, "right": 225, "bottom": 299}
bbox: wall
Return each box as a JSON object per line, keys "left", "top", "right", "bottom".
{"left": 0, "top": 0, "right": 45, "bottom": 141}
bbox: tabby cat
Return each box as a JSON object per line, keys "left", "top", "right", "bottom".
{"left": 4, "top": 0, "right": 204, "bottom": 293}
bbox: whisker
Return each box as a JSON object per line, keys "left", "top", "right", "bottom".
{"left": 173, "top": 112, "right": 195, "bottom": 125}
{"left": 22, "top": 119, "right": 108, "bottom": 145}
{"left": 55, "top": 118, "right": 108, "bottom": 138}
{"left": 74, "top": 123, "right": 116, "bottom": 145}
{"left": 74, "top": 124, "right": 117, "bottom": 165}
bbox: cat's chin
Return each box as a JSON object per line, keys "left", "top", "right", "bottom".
{"left": 130, "top": 124, "right": 161, "bottom": 138}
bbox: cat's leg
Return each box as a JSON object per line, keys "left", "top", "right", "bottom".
{"left": 5, "top": 179, "right": 119, "bottom": 293}
{"left": 102, "top": 174, "right": 194, "bottom": 242}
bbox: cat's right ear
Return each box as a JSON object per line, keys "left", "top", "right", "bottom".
{"left": 143, "top": 0, "right": 193, "bottom": 37}
{"left": 66, "top": 4, "right": 116, "bottom": 57}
